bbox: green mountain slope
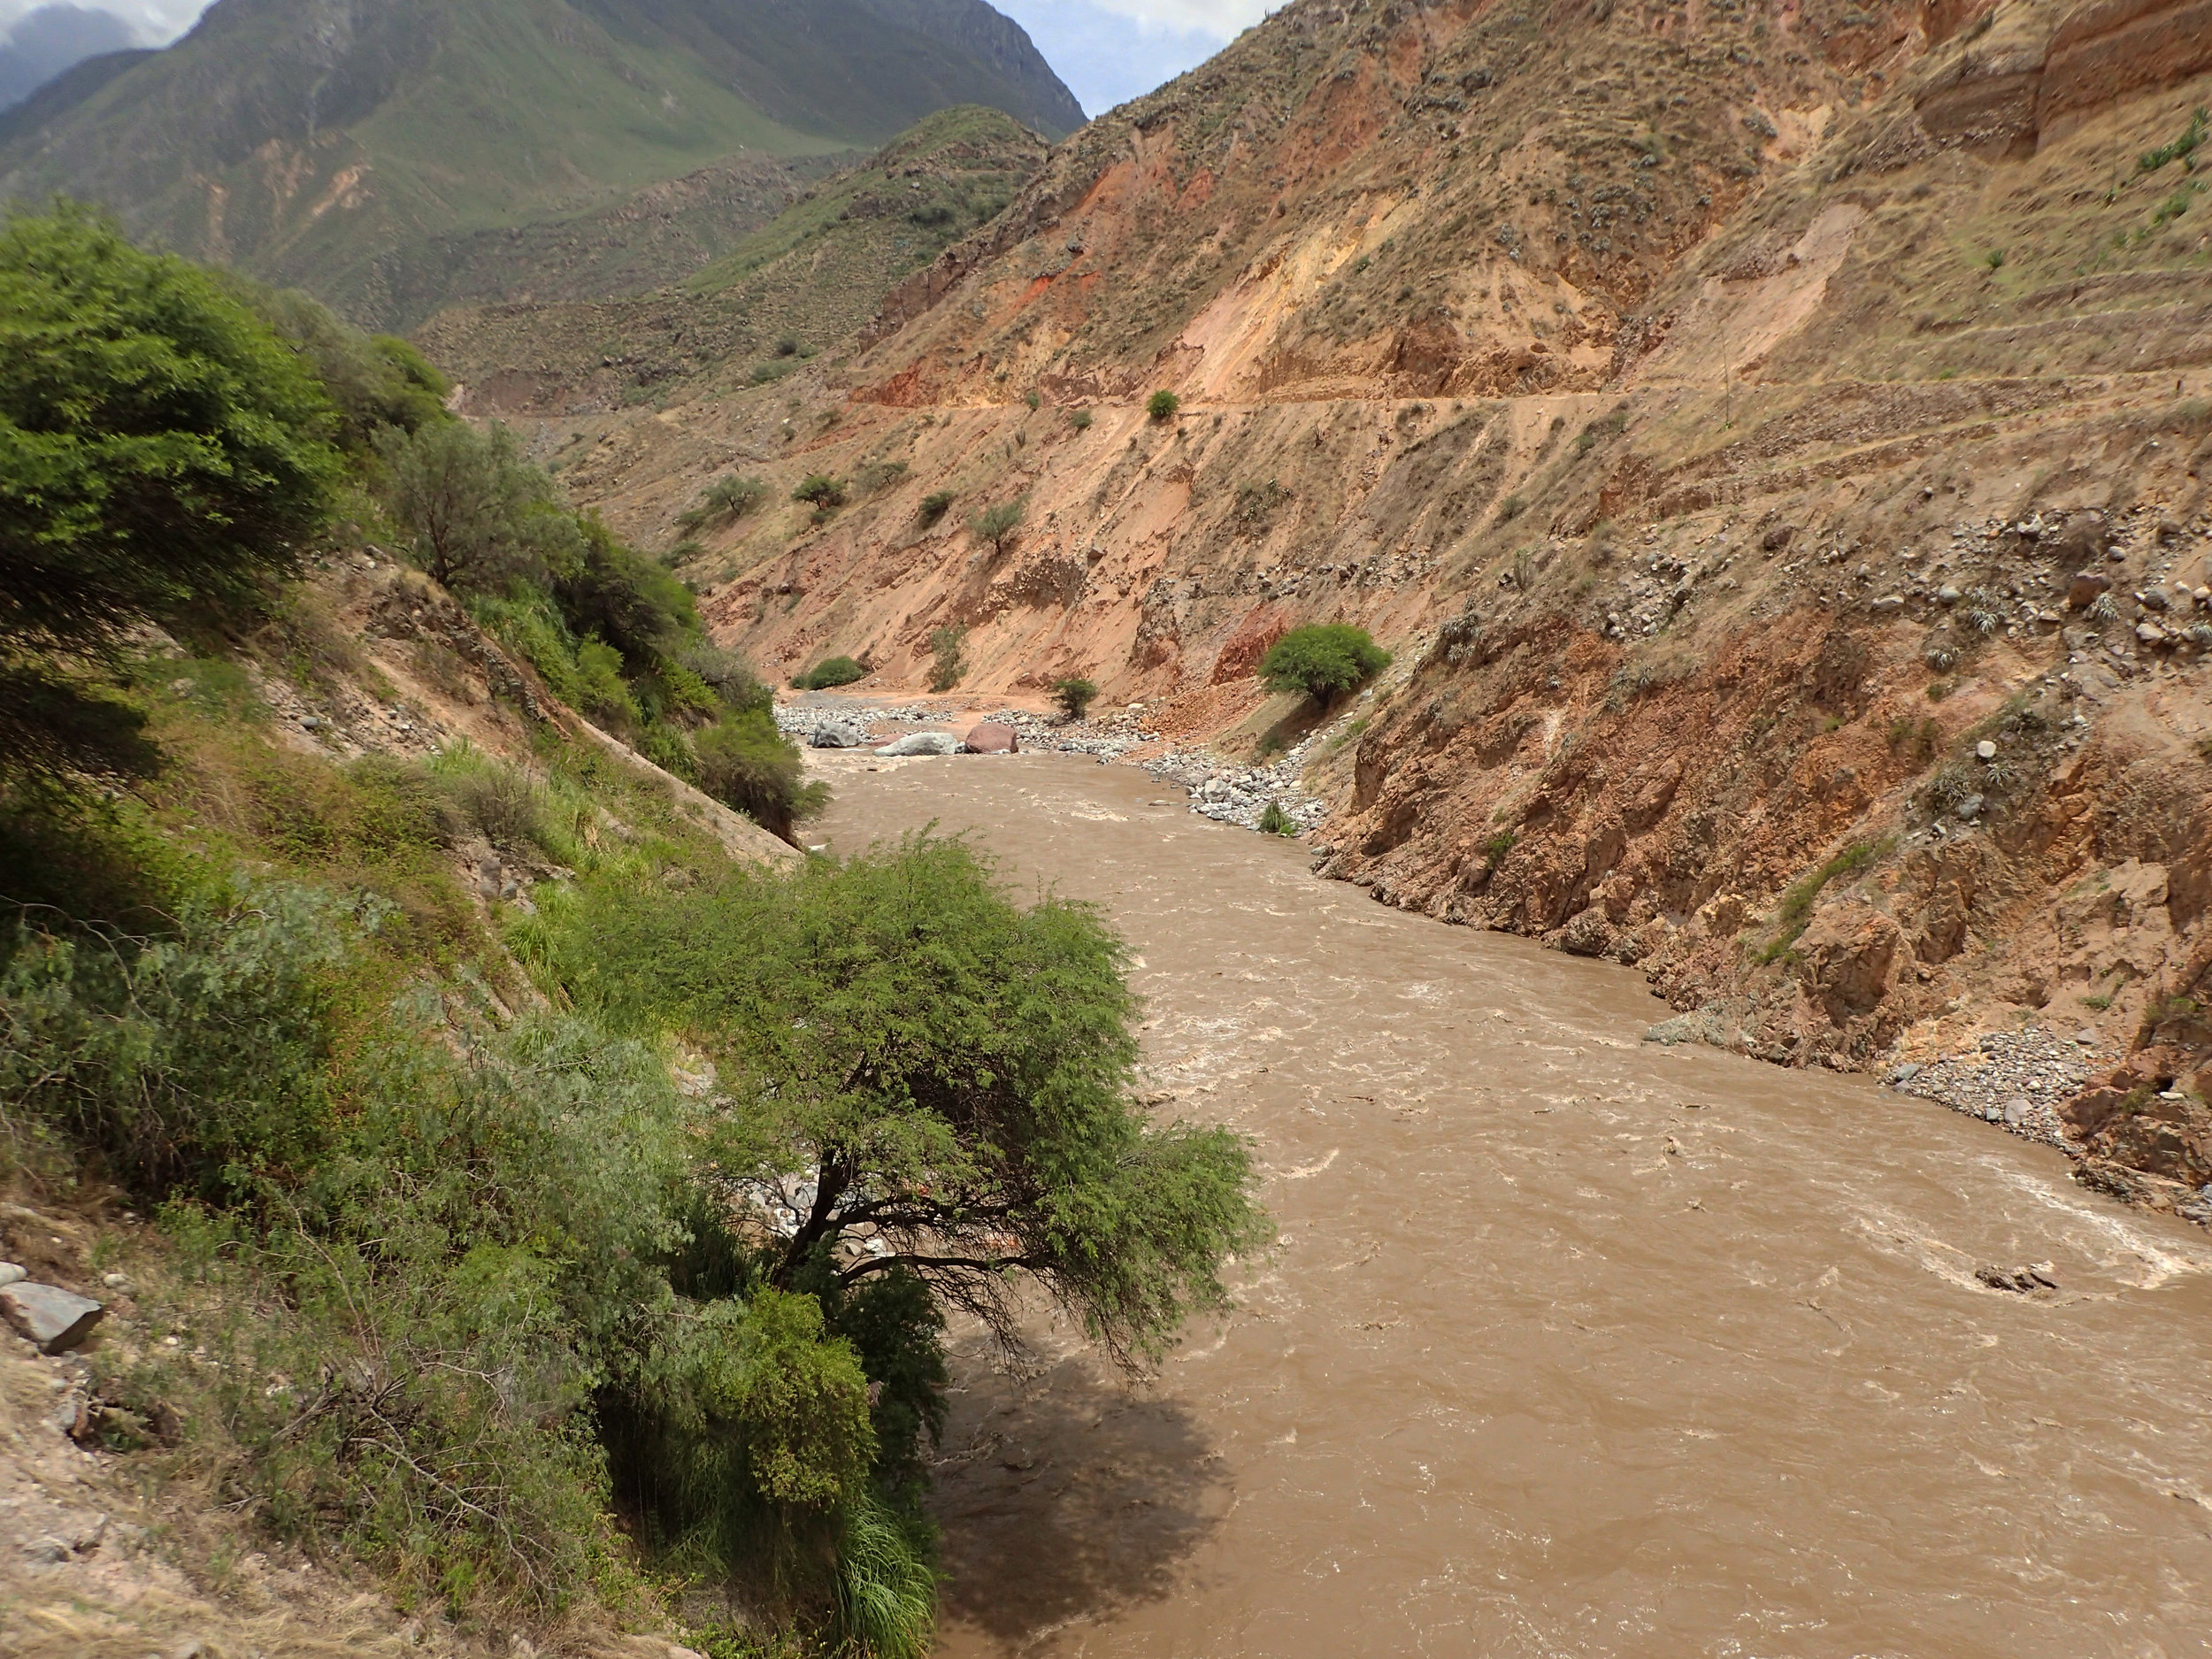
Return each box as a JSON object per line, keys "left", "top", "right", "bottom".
{"left": 0, "top": 0, "right": 1082, "bottom": 327}
{"left": 416, "top": 104, "right": 1048, "bottom": 415}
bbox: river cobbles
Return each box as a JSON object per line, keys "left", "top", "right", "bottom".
{"left": 776, "top": 698, "right": 1336, "bottom": 833}
{"left": 1886, "top": 1025, "right": 2100, "bottom": 1148}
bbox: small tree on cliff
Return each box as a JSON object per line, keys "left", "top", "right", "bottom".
{"left": 970, "top": 497, "right": 1025, "bottom": 557}
{"left": 1259, "top": 625, "right": 1391, "bottom": 707}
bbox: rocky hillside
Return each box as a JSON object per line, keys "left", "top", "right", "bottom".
{"left": 0, "top": 0, "right": 1081, "bottom": 327}
{"left": 446, "top": 0, "right": 2212, "bottom": 1210}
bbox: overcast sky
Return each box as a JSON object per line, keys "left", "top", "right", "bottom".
{"left": 0, "top": 0, "right": 1271, "bottom": 119}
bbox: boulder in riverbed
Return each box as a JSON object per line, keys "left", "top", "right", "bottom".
{"left": 810, "top": 724, "right": 870, "bottom": 749}
{"left": 963, "top": 722, "right": 1018, "bottom": 754}
{"left": 875, "top": 732, "right": 963, "bottom": 757}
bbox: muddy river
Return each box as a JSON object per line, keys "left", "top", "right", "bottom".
{"left": 811, "top": 750, "right": 2212, "bottom": 1659}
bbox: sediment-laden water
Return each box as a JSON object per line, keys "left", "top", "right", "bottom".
{"left": 811, "top": 750, "right": 2212, "bottom": 1659}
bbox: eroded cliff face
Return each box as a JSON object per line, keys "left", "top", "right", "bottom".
{"left": 499, "top": 0, "right": 2212, "bottom": 1199}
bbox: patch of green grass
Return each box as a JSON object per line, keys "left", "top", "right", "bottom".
{"left": 1755, "top": 839, "right": 1892, "bottom": 964}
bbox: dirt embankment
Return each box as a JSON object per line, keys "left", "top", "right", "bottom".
{"left": 465, "top": 0, "right": 2212, "bottom": 1202}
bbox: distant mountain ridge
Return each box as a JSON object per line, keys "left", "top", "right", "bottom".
{"left": 0, "top": 4, "right": 134, "bottom": 111}
{"left": 0, "top": 0, "right": 1083, "bottom": 327}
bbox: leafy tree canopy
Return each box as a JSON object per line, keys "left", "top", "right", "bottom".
{"left": 370, "top": 419, "right": 577, "bottom": 593}
{"left": 541, "top": 836, "right": 1270, "bottom": 1368}
{"left": 0, "top": 202, "right": 342, "bottom": 656}
{"left": 1259, "top": 624, "right": 1391, "bottom": 705}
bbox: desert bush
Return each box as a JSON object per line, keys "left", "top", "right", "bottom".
{"left": 440, "top": 758, "right": 550, "bottom": 855}
{"left": 917, "top": 490, "right": 956, "bottom": 525}
{"left": 1259, "top": 625, "right": 1391, "bottom": 705}
{"left": 970, "top": 498, "right": 1025, "bottom": 556}
{"left": 679, "top": 474, "right": 770, "bottom": 531}
{"left": 1069, "top": 409, "right": 1094, "bottom": 432}
{"left": 926, "top": 626, "right": 968, "bottom": 693}
{"left": 793, "top": 656, "right": 868, "bottom": 691}
{"left": 1147, "top": 390, "right": 1181, "bottom": 422}
{"left": 792, "top": 475, "right": 848, "bottom": 509}
{"left": 1052, "top": 677, "right": 1099, "bottom": 720}
{"left": 1258, "top": 801, "right": 1296, "bottom": 836}
{"left": 1233, "top": 480, "right": 1291, "bottom": 534}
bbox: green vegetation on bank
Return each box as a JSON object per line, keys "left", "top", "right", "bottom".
{"left": 794, "top": 656, "right": 869, "bottom": 691}
{"left": 1259, "top": 626, "right": 1392, "bottom": 706}
{"left": 0, "top": 204, "right": 1267, "bottom": 1655}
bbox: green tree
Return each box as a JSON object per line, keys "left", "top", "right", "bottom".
{"left": 678, "top": 473, "right": 768, "bottom": 532}
{"left": 549, "top": 836, "right": 1271, "bottom": 1368}
{"left": 1147, "top": 389, "right": 1181, "bottom": 422}
{"left": 1259, "top": 624, "right": 1391, "bottom": 705}
{"left": 225, "top": 277, "right": 450, "bottom": 448}
{"left": 372, "top": 419, "right": 573, "bottom": 592}
{"left": 970, "top": 497, "right": 1025, "bottom": 556}
{"left": 1052, "top": 676, "right": 1099, "bottom": 721}
{"left": 0, "top": 204, "right": 342, "bottom": 658}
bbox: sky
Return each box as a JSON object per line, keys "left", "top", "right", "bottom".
{"left": 0, "top": 0, "right": 1270, "bottom": 120}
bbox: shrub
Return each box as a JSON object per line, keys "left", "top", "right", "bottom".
{"left": 1069, "top": 409, "right": 1094, "bottom": 431}
{"left": 926, "top": 626, "right": 968, "bottom": 694}
{"left": 1257, "top": 801, "right": 1297, "bottom": 836}
{"left": 1482, "top": 829, "right": 1517, "bottom": 873}
{"left": 678, "top": 474, "right": 769, "bottom": 531}
{"left": 550, "top": 513, "right": 698, "bottom": 666}
{"left": 1233, "top": 480, "right": 1291, "bottom": 533}
{"left": 0, "top": 204, "right": 342, "bottom": 662}
{"left": 1258, "top": 625, "right": 1392, "bottom": 705}
{"left": 0, "top": 878, "right": 357, "bottom": 1203}
{"left": 856, "top": 460, "right": 910, "bottom": 495}
{"left": 1147, "top": 389, "right": 1181, "bottom": 422}
{"left": 917, "top": 490, "right": 956, "bottom": 525}
{"left": 794, "top": 656, "right": 868, "bottom": 691}
{"left": 1052, "top": 677, "right": 1099, "bottom": 721}
{"left": 690, "top": 710, "right": 826, "bottom": 843}
{"left": 792, "top": 475, "right": 848, "bottom": 509}
{"left": 680, "top": 644, "right": 772, "bottom": 714}
{"left": 970, "top": 498, "right": 1025, "bottom": 556}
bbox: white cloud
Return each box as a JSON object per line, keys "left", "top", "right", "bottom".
{"left": 1079, "top": 0, "right": 1269, "bottom": 35}
{"left": 0, "top": 0, "right": 204, "bottom": 42}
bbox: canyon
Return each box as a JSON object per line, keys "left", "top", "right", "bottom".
{"left": 454, "top": 0, "right": 2212, "bottom": 1210}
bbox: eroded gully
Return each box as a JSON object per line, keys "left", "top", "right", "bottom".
{"left": 810, "top": 750, "right": 2212, "bottom": 1659}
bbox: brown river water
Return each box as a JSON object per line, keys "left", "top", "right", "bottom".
{"left": 810, "top": 750, "right": 2212, "bottom": 1659}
